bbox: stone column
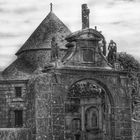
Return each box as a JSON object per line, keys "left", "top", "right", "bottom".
{"left": 81, "top": 105, "right": 85, "bottom": 131}
{"left": 81, "top": 105, "right": 86, "bottom": 140}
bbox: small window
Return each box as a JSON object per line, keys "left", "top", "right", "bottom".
{"left": 15, "top": 87, "right": 22, "bottom": 97}
{"left": 91, "top": 112, "right": 98, "bottom": 127}
{"left": 72, "top": 118, "right": 81, "bottom": 131}
{"left": 83, "top": 49, "right": 94, "bottom": 62}
{"left": 74, "top": 134, "right": 81, "bottom": 140}
{"left": 15, "top": 110, "right": 23, "bottom": 127}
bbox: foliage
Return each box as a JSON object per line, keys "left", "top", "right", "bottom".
{"left": 117, "top": 52, "right": 140, "bottom": 92}
{"left": 117, "top": 52, "right": 140, "bottom": 72}
{"left": 117, "top": 52, "right": 140, "bottom": 123}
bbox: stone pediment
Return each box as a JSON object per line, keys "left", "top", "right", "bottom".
{"left": 59, "top": 28, "right": 112, "bottom": 69}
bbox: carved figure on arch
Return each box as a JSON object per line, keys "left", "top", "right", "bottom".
{"left": 99, "top": 37, "right": 107, "bottom": 56}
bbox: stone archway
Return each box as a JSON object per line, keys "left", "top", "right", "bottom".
{"left": 64, "top": 79, "right": 114, "bottom": 140}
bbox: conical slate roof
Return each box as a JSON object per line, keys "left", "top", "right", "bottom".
{"left": 16, "top": 11, "right": 71, "bottom": 55}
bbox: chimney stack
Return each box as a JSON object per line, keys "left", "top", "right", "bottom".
{"left": 82, "top": 4, "right": 90, "bottom": 29}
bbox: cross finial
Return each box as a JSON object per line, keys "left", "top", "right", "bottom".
{"left": 50, "top": 3, "right": 53, "bottom": 12}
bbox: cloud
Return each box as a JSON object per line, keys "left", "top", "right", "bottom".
{"left": 0, "top": 32, "right": 21, "bottom": 38}
{"left": 0, "top": 1, "right": 6, "bottom": 5}
{"left": 116, "top": 0, "right": 135, "bottom": 2}
{"left": 13, "top": 7, "right": 37, "bottom": 14}
{"left": 111, "top": 21, "right": 123, "bottom": 25}
{"left": 0, "top": 5, "right": 37, "bottom": 14}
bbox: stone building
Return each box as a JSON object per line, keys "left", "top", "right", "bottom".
{"left": 0, "top": 3, "right": 137, "bottom": 140}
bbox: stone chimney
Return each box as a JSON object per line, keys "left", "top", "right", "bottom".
{"left": 82, "top": 4, "right": 90, "bottom": 29}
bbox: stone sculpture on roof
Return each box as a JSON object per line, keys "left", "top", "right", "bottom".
{"left": 107, "top": 40, "right": 117, "bottom": 65}
{"left": 99, "top": 36, "right": 107, "bottom": 56}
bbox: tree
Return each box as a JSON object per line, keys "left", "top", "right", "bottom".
{"left": 116, "top": 53, "right": 140, "bottom": 139}
{"left": 117, "top": 52, "right": 140, "bottom": 92}
{"left": 117, "top": 52, "right": 140, "bottom": 72}
{"left": 117, "top": 52, "right": 140, "bottom": 120}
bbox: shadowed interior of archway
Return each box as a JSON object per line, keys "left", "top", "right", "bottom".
{"left": 64, "top": 79, "right": 115, "bottom": 140}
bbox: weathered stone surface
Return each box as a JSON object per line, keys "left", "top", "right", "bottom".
{"left": 0, "top": 82, "right": 27, "bottom": 128}
{"left": 82, "top": 4, "right": 90, "bottom": 29}
{"left": 25, "top": 67, "right": 132, "bottom": 140}
{"left": 0, "top": 128, "right": 31, "bottom": 140}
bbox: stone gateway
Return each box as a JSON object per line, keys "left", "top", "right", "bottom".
{"left": 0, "top": 3, "right": 139, "bottom": 140}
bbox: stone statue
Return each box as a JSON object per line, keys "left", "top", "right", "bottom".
{"left": 82, "top": 4, "right": 90, "bottom": 29}
{"left": 51, "top": 37, "right": 59, "bottom": 61}
{"left": 107, "top": 40, "right": 117, "bottom": 65}
{"left": 99, "top": 37, "right": 106, "bottom": 56}
{"left": 102, "top": 38, "right": 107, "bottom": 56}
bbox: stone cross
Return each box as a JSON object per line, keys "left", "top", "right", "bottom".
{"left": 82, "top": 4, "right": 90, "bottom": 29}
{"left": 50, "top": 3, "right": 53, "bottom": 12}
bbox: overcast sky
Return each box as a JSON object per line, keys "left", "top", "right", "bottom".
{"left": 0, "top": 0, "right": 140, "bottom": 70}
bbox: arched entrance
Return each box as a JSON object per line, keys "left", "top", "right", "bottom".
{"left": 64, "top": 79, "right": 114, "bottom": 140}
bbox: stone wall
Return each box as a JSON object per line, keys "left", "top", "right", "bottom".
{"left": 132, "top": 120, "right": 140, "bottom": 140}
{"left": 132, "top": 100, "right": 140, "bottom": 140}
{"left": 27, "top": 72, "right": 66, "bottom": 140}
{"left": 0, "top": 85, "right": 7, "bottom": 127}
{"left": 57, "top": 68, "right": 132, "bottom": 140}
{"left": 0, "top": 128, "right": 31, "bottom": 140}
{"left": 28, "top": 68, "right": 132, "bottom": 140}
{"left": 0, "top": 69, "right": 133, "bottom": 140}
{"left": 27, "top": 74, "right": 52, "bottom": 140}
{"left": 0, "top": 80, "right": 27, "bottom": 128}
{"left": 26, "top": 77, "right": 37, "bottom": 140}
